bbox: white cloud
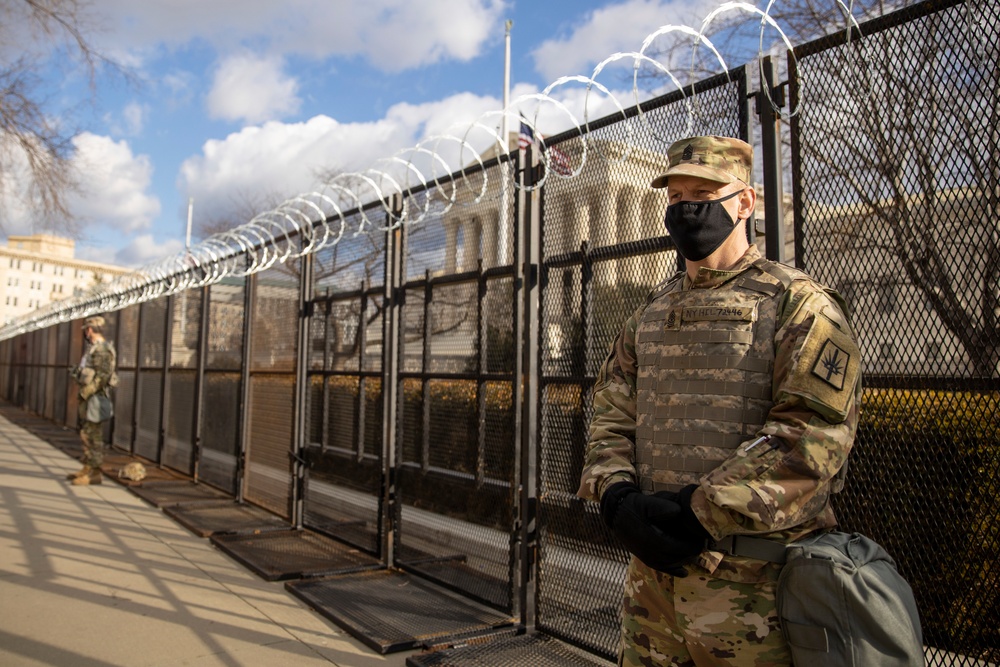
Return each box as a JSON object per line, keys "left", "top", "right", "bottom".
{"left": 0, "top": 132, "right": 159, "bottom": 238}
{"left": 68, "top": 133, "right": 161, "bottom": 233}
{"left": 178, "top": 88, "right": 528, "bottom": 223}
{"left": 105, "top": 101, "right": 149, "bottom": 137}
{"left": 111, "top": 233, "right": 185, "bottom": 267}
{"left": 530, "top": 0, "right": 719, "bottom": 82}
{"left": 123, "top": 102, "right": 148, "bottom": 135}
{"left": 207, "top": 53, "right": 301, "bottom": 125}
{"left": 161, "top": 71, "right": 197, "bottom": 109}
{"left": 93, "top": 0, "right": 506, "bottom": 73}
{"left": 175, "top": 79, "right": 665, "bottom": 229}
{"left": 179, "top": 115, "right": 400, "bottom": 224}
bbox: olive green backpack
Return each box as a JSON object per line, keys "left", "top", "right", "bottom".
{"left": 776, "top": 531, "right": 924, "bottom": 666}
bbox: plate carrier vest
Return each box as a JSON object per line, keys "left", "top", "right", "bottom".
{"left": 634, "top": 258, "right": 800, "bottom": 494}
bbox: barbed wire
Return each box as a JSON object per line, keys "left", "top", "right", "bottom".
{"left": 0, "top": 1, "right": 872, "bottom": 341}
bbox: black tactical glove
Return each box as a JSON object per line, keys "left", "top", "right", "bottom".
{"left": 675, "top": 483, "right": 712, "bottom": 547}
{"left": 599, "top": 481, "right": 708, "bottom": 577}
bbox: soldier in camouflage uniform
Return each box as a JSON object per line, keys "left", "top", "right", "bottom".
{"left": 67, "top": 315, "right": 117, "bottom": 486}
{"left": 578, "top": 136, "right": 862, "bottom": 666}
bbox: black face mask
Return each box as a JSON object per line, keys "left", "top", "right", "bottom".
{"left": 663, "top": 189, "right": 743, "bottom": 261}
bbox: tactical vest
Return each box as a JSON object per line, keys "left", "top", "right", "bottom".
{"left": 85, "top": 339, "right": 118, "bottom": 396}
{"left": 634, "top": 258, "right": 797, "bottom": 493}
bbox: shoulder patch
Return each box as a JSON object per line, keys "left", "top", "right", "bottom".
{"left": 811, "top": 337, "right": 851, "bottom": 391}
{"left": 785, "top": 311, "right": 860, "bottom": 423}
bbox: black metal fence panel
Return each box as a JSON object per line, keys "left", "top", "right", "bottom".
{"left": 113, "top": 305, "right": 140, "bottom": 450}
{"left": 118, "top": 304, "right": 139, "bottom": 370}
{"left": 134, "top": 298, "right": 168, "bottom": 461}
{"left": 199, "top": 372, "right": 242, "bottom": 494}
{"left": 199, "top": 278, "right": 247, "bottom": 494}
{"left": 0, "top": 340, "right": 8, "bottom": 399}
{"left": 163, "top": 370, "right": 196, "bottom": 474}
{"left": 134, "top": 369, "right": 163, "bottom": 460}
{"left": 393, "top": 160, "right": 518, "bottom": 613}
{"left": 14, "top": 334, "right": 25, "bottom": 408}
{"left": 31, "top": 329, "right": 44, "bottom": 415}
{"left": 244, "top": 260, "right": 300, "bottom": 519}
{"left": 304, "top": 210, "right": 385, "bottom": 555}
{"left": 41, "top": 327, "right": 57, "bottom": 420}
{"left": 535, "top": 69, "right": 749, "bottom": 658}
{"left": 53, "top": 322, "right": 70, "bottom": 424}
{"left": 65, "top": 322, "right": 85, "bottom": 429}
{"left": 790, "top": 1, "right": 1000, "bottom": 663}
{"left": 206, "top": 279, "right": 246, "bottom": 370}
{"left": 161, "top": 290, "right": 204, "bottom": 474}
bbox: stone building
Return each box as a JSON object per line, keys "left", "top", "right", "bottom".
{"left": 0, "top": 234, "right": 131, "bottom": 324}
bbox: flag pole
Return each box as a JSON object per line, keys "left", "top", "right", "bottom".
{"left": 498, "top": 19, "right": 513, "bottom": 265}
{"left": 186, "top": 197, "right": 194, "bottom": 250}
{"left": 502, "top": 19, "right": 512, "bottom": 145}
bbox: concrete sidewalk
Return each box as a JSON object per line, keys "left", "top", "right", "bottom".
{"left": 0, "top": 407, "right": 416, "bottom": 667}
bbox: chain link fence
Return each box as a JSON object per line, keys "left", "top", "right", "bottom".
{"left": 791, "top": 0, "right": 1000, "bottom": 662}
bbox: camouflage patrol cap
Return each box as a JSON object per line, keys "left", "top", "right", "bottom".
{"left": 118, "top": 461, "right": 147, "bottom": 482}
{"left": 82, "top": 315, "right": 105, "bottom": 331}
{"left": 651, "top": 135, "right": 753, "bottom": 188}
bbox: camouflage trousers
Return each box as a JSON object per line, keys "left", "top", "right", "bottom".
{"left": 78, "top": 403, "right": 106, "bottom": 468}
{"left": 619, "top": 557, "right": 791, "bottom": 667}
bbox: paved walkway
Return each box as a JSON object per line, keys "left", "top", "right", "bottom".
{"left": 0, "top": 405, "right": 416, "bottom": 667}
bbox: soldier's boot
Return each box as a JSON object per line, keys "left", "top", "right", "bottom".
{"left": 71, "top": 469, "right": 102, "bottom": 486}
{"left": 66, "top": 465, "right": 91, "bottom": 480}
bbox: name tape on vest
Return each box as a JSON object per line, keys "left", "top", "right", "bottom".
{"left": 665, "top": 305, "right": 757, "bottom": 330}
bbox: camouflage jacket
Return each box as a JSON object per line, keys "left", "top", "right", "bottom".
{"left": 77, "top": 339, "right": 117, "bottom": 401}
{"left": 579, "top": 245, "right": 862, "bottom": 582}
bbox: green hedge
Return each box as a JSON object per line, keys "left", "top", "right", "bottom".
{"left": 844, "top": 389, "right": 999, "bottom": 660}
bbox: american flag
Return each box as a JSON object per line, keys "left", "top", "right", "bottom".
{"left": 518, "top": 116, "right": 572, "bottom": 176}
{"left": 518, "top": 119, "right": 535, "bottom": 150}
{"left": 547, "top": 143, "right": 573, "bottom": 176}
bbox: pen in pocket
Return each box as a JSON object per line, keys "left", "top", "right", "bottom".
{"left": 744, "top": 434, "right": 773, "bottom": 453}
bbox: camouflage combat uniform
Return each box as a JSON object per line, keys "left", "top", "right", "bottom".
{"left": 579, "top": 244, "right": 861, "bottom": 667}
{"left": 75, "top": 338, "right": 117, "bottom": 468}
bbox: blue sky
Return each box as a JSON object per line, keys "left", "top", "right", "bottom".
{"left": 5, "top": 0, "right": 745, "bottom": 267}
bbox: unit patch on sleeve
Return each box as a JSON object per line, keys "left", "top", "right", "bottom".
{"left": 784, "top": 311, "right": 860, "bottom": 423}
{"left": 811, "top": 338, "right": 850, "bottom": 391}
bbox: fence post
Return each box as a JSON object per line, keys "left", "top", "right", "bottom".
{"left": 192, "top": 285, "right": 210, "bottom": 481}
{"left": 758, "top": 55, "right": 787, "bottom": 263}
{"left": 292, "top": 247, "right": 314, "bottom": 530}
{"left": 421, "top": 269, "right": 432, "bottom": 473}
{"left": 355, "top": 282, "right": 367, "bottom": 462}
{"left": 113, "top": 306, "right": 130, "bottom": 447}
{"left": 236, "top": 258, "right": 255, "bottom": 503}
{"left": 159, "top": 295, "right": 173, "bottom": 466}
{"left": 380, "top": 194, "right": 405, "bottom": 565}
{"left": 321, "top": 299, "right": 331, "bottom": 454}
{"left": 475, "top": 259, "right": 486, "bottom": 488}
{"left": 515, "top": 143, "right": 542, "bottom": 632}
{"left": 131, "top": 299, "right": 146, "bottom": 458}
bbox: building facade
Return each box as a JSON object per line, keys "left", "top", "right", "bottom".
{"left": 0, "top": 234, "right": 131, "bottom": 324}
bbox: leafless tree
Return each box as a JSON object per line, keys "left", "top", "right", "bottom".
{"left": 193, "top": 187, "right": 289, "bottom": 240}
{"left": 805, "top": 10, "right": 1000, "bottom": 378}
{"left": 645, "top": 0, "right": 997, "bottom": 377}
{"left": 0, "top": 0, "right": 127, "bottom": 236}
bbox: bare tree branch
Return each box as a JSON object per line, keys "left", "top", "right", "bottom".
{"left": 0, "top": 0, "right": 130, "bottom": 236}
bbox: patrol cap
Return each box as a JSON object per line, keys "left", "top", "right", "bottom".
{"left": 82, "top": 315, "right": 105, "bottom": 331}
{"left": 651, "top": 135, "right": 753, "bottom": 188}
